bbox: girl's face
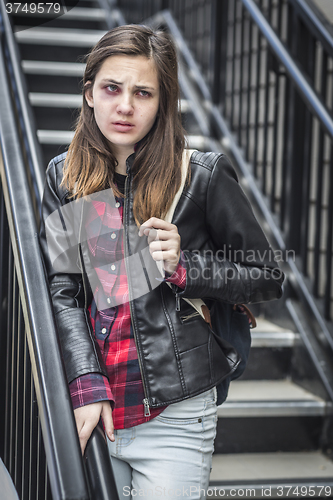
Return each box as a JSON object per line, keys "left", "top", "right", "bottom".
{"left": 85, "top": 54, "right": 160, "bottom": 159}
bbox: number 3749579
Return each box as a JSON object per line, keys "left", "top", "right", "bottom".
{"left": 276, "top": 485, "right": 332, "bottom": 497}
{"left": 6, "top": 3, "right": 61, "bottom": 14}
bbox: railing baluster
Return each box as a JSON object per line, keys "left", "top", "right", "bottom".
{"left": 4, "top": 245, "right": 13, "bottom": 469}
{"left": 211, "top": 0, "right": 225, "bottom": 105}
{"left": 300, "top": 108, "right": 313, "bottom": 276}
{"left": 271, "top": 0, "right": 284, "bottom": 216}
{"left": 245, "top": 13, "right": 253, "bottom": 160}
{"left": 271, "top": 53, "right": 280, "bottom": 214}
{"left": 238, "top": 2, "right": 246, "bottom": 146}
{"left": 230, "top": 0, "right": 238, "bottom": 130}
{"left": 0, "top": 189, "right": 9, "bottom": 460}
{"left": 22, "top": 333, "right": 32, "bottom": 500}
{"left": 29, "top": 378, "right": 38, "bottom": 500}
{"left": 324, "top": 144, "right": 333, "bottom": 320}
{"left": 10, "top": 270, "right": 19, "bottom": 480}
{"left": 261, "top": 0, "right": 272, "bottom": 195}
{"left": 253, "top": 22, "right": 261, "bottom": 177}
{"left": 313, "top": 50, "right": 328, "bottom": 297}
{"left": 14, "top": 300, "right": 24, "bottom": 495}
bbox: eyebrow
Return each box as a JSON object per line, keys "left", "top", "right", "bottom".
{"left": 100, "top": 79, "right": 156, "bottom": 91}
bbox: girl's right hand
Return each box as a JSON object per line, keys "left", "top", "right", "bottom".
{"left": 74, "top": 400, "right": 115, "bottom": 454}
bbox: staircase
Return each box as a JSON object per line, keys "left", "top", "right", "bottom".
{"left": 210, "top": 317, "right": 333, "bottom": 497}
{"left": 7, "top": 0, "right": 333, "bottom": 498}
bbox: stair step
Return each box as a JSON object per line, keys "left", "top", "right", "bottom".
{"left": 22, "top": 60, "right": 86, "bottom": 76}
{"left": 15, "top": 27, "right": 107, "bottom": 46}
{"left": 37, "top": 129, "right": 74, "bottom": 144}
{"left": 30, "top": 92, "right": 82, "bottom": 107}
{"left": 209, "top": 452, "right": 333, "bottom": 498}
{"left": 251, "top": 317, "right": 298, "bottom": 347}
{"left": 36, "top": 129, "right": 213, "bottom": 150}
{"left": 219, "top": 380, "right": 332, "bottom": 417}
{"left": 251, "top": 331, "right": 297, "bottom": 347}
{"left": 29, "top": 92, "right": 191, "bottom": 112}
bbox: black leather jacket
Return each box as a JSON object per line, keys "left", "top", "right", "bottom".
{"left": 39, "top": 150, "right": 284, "bottom": 410}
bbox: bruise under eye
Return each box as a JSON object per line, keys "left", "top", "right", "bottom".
{"left": 137, "top": 90, "right": 151, "bottom": 97}
{"left": 106, "top": 84, "right": 119, "bottom": 92}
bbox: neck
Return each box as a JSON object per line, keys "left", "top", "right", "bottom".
{"left": 113, "top": 146, "right": 134, "bottom": 175}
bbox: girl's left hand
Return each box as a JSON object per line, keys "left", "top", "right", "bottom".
{"left": 139, "top": 217, "right": 181, "bottom": 275}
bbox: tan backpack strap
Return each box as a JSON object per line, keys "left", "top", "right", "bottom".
{"left": 163, "top": 149, "right": 208, "bottom": 322}
{"left": 164, "top": 149, "right": 196, "bottom": 223}
{"left": 156, "top": 149, "right": 196, "bottom": 278}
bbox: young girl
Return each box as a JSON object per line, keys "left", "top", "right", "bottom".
{"left": 40, "top": 25, "right": 284, "bottom": 499}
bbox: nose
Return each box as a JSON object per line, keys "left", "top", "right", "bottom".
{"left": 116, "top": 92, "right": 134, "bottom": 115}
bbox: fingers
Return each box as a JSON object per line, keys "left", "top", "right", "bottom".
{"left": 74, "top": 402, "right": 106, "bottom": 455}
{"left": 101, "top": 401, "right": 115, "bottom": 442}
{"left": 138, "top": 217, "right": 177, "bottom": 237}
{"left": 147, "top": 235, "right": 180, "bottom": 268}
{"left": 139, "top": 218, "right": 181, "bottom": 274}
{"left": 148, "top": 244, "right": 179, "bottom": 265}
{"left": 75, "top": 413, "right": 98, "bottom": 455}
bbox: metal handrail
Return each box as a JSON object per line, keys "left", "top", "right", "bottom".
{"left": 0, "top": 41, "right": 90, "bottom": 500}
{"left": 241, "top": 0, "right": 333, "bottom": 140}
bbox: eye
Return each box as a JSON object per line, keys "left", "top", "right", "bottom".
{"left": 106, "top": 84, "right": 119, "bottom": 93}
{"left": 136, "top": 90, "right": 151, "bottom": 97}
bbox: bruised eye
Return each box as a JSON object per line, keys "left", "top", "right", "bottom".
{"left": 136, "top": 90, "right": 151, "bottom": 97}
{"left": 106, "top": 84, "right": 119, "bottom": 93}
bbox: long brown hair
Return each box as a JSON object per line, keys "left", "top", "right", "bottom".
{"left": 62, "top": 25, "right": 187, "bottom": 225}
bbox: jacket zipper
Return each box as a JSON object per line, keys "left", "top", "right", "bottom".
{"left": 175, "top": 293, "right": 180, "bottom": 311}
{"left": 123, "top": 170, "right": 151, "bottom": 417}
{"left": 170, "top": 283, "right": 181, "bottom": 311}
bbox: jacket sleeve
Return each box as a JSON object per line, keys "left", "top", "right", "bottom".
{"left": 179, "top": 154, "right": 285, "bottom": 304}
{"left": 39, "top": 158, "right": 108, "bottom": 384}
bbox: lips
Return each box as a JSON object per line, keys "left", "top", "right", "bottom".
{"left": 112, "top": 121, "right": 135, "bottom": 132}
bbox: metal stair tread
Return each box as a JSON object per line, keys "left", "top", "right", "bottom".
{"left": 37, "top": 129, "right": 74, "bottom": 144}
{"left": 251, "top": 331, "right": 298, "bottom": 347}
{"left": 210, "top": 451, "right": 333, "bottom": 482}
{"left": 22, "top": 60, "right": 86, "bottom": 76}
{"left": 251, "top": 317, "right": 298, "bottom": 347}
{"left": 30, "top": 92, "right": 82, "bottom": 107}
{"left": 218, "top": 380, "right": 331, "bottom": 417}
{"left": 15, "top": 27, "right": 107, "bottom": 45}
{"left": 29, "top": 93, "right": 191, "bottom": 111}
{"left": 254, "top": 317, "right": 295, "bottom": 334}
{"left": 36, "top": 129, "right": 211, "bottom": 149}
{"left": 226, "top": 380, "right": 323, "bottom": 402}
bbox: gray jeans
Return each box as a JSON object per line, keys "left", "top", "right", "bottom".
{"left": 107, "top": 387, "right": 217, "bottom": 499}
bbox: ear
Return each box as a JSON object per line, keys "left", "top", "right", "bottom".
{"left": 85, "top": 82, "right": 94, "bottom": 108}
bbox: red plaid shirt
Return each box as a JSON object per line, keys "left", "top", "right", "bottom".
{"left": 69, "top": 174, "right": 186, "bottom": 429}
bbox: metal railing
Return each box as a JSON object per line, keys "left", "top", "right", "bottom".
{"left": 117, "top": 0, "right": 333, "bottom": 342}
{"left": 0, "top": 3, "right": 118, "bottom": 499}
